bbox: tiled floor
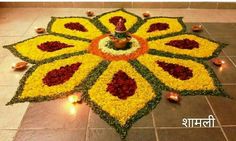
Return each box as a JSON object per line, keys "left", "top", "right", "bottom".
{"left": 0, "top": 8, "right": 236, "bottom": 141}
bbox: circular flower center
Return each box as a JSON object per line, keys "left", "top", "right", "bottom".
{"left": 88, "top": 34, "right": 148, "bottom": 61}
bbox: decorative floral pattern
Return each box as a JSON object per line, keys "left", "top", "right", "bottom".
{"left": 3, "top": 9, "right": 227, "bottom": 139}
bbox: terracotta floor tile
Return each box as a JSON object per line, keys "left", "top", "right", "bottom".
{"left": 230, "top": 57, "right": 236, "bottom": 65}
{"left": 20, "top": 99, "right": 89, "bottom": 129}
{"left": 87, "top": 128, "right": 156, "bottom": 141}
{"left": 157, "top": 128, "right": 226, "bottom": 141}
{"left": 0, "top": 8, "right": 40, "bottom": 36}
{"left": 0, "top": 86, "right": 28, "bottom": 129}
{"left": 203, "top": 23, "right": 236, "bottom": 37}
{"left": 14, "top": 129, "right": 86, "bottom": 141}
{"left": 207, "top": 56, "right": 236, "bottom": 84}
{"left": 0, "top": 130, "right": 17, "bottom": 141}
{"left": 208, "top": 85, "right": 236, "bottom": 125}
{"left": 223, "top": 127, "right": 236, "bottom": 141}
{"left": 153, "top": 94, "right": 217, "bottom": 127}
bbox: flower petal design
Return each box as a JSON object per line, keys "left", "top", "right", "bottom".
{"left": 138, "top": 54, "right": 216, "bottom": 91}
{"left": 86, "top": 61, "right": 159, "bottom": 135}
{"left": 134, "top": 17, "right": 185, "bottom": 40}
{"left": 148, "top": 34, "right": 225, "bottom": 59}
{"left": 48, "top": 17, "right": 102, "bottom": 40}
{"left": 95, "top": 9, "right": 143, "bottom": 33}
{"left": 4, "top": 35, "right": 90, "bottom": 63}
{"left": 8, "top": 54, "right": 102, "bottom": 104}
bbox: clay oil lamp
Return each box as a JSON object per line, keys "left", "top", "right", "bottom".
{"left": 68, "top": 92, "right": 82, "bottom": 104}
{"left": 211, "top": 58, "right": 225, "bottom": 67}
{"left": 166, "top": 91, "right": 181, "bottom": 103}
{"left": 35, "top": 27, "right": 46, "bottom": 34}
{"left": 108, "top": 19, "right": 131, "bottom": 49}
{"left": 12, "top": 61, "right": 28, "bottom": 71}
{"left": 191, "top": 24, "right": 203, "bottom": 32}
{"left": 143, "top": 11, "right": 150, "bottom": 18}
{"left": 86, "top": 10, "right": 94, "bottom": 17}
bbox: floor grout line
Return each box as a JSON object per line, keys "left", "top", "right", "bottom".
{"left": 151, "top": 112, "right": 159, "bottom": 141}
{"left": 202, "top": 24, "right": 236, "bottom": 69}
{"left": 22, "top": 14, "right": 40, "bottom": 37}
{"left": 202, "top": 24, "right": 230, "bottom": 139}
{"left": 85, "top": 108, "right": 91, "bottom": 141}
{"left": 205, "top": 96, "right": 229, "bottom": 141}
{"left": 222, "top": 125, "right": 236, "bottom": 128}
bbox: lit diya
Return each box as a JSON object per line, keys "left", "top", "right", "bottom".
{"left": 12, "top": 61, "right": 28, "bottom": 71}
{"left": 192, "top": 24, "right": 203, "bottom": 32}
{"left": 166, "top": 92, "right": 181, "bottom": 103}
{"left": 86, "top": 10, "right": 94, "bottom": 17}
{"left": 68, "top": 92, "right": 82, "bottom": 104}
{"left": 35, "top": 27, "right": 46, "bottom": 34}
{"left": 143, "top": 11, "right": 150, "bottom": 18}
{"left": 211, "top": 58, "right": 225, "bottom": 67}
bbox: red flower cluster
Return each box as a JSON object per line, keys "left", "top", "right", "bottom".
{"left": 147, "top": 23, "right": 169, "bottom": 32}
{"left": 157, "top": 61, "right": 193, "bottom": 80}
{"left": 107, "top": 70, "right": 137, "bottom": 100}
{"left": 165, "top": 39, "right": 199, "bottom": 49}
{"left": 64, "top": 22, "right": 88, "bottom": 32}
{"left": 109, "top": 16, "right": 127, "bottom": 26}
{"left": 43, "top": 62, "right": 82, "bottom": 86}
{"left": 37, "top": 41, "right": 74, "bottom": 52}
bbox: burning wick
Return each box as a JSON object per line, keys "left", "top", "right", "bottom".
{"left": 211, "top": 58, "right": 225, "bottom": 67}
{"left": 68, "top": 93, "right": 82, "bottom": 104}
{"left": 166, "top": 92, "right": 181, "bottom": 103}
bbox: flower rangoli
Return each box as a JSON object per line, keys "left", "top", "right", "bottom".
{"left": 3, "top": 9, "right": 227, "bottom": 138}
